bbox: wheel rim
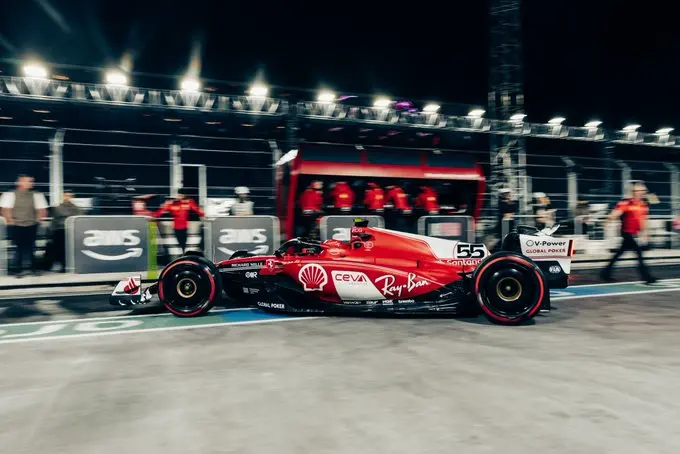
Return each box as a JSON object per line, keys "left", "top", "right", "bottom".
{"left": 496, "top": 277, "right": 522, "bottom": 302}
{"left": 176, "top": 278, "right": 198, "bottom": 299}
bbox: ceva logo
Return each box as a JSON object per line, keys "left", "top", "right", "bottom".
{"left": 218, "top": 228, "right": 269, "bottom": 255}
{"left": 333, "top": 271, "right": 368, "bottom": 283}
{"left": 82, "top": 230, "right": 143, "bottom": 261}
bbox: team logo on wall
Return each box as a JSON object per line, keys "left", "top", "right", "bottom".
{"left": 298, "top": 264, "right": 328, "bottom": 292}
{"left": 82, "top": 229, "right": 143, "bottom": 261}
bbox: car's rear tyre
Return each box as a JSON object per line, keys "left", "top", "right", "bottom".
{"left": 472, "top": 252, "right": 546, "bottom": 325}
{"left": 158, "top": 255, "right": 222, "bottom": 317}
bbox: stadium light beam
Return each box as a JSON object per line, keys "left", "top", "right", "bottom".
{"left": 510, "top": 113, "right": 526, "bottom": 122}
{"left": 317, "top": 91, "right": 335, "bottom": 103}
{"left": 548, "top": 116, "right": 566, "bottom": 125}
{"left": 181, "top": 77, "right": 200, "bottom": 93}
{"left": 622, "top": 124, "right": 641, "bottom": 132}
{"left": 656, "top": 127, "right": 674, "bottom": 135}
{"left": 105, "top": 70, "right": 128, "bottom": 87}
{"left": 23, "top": 62, "right": 48, "bottom": 79}
{"left": 248, "top": 84, "right": 268, "bottom": 98}
{"left": 373, "top": 98, "right": 391, "bottom": 108}
{"left": 585, "top": 120, "right": 602, "bottom": 128}
{"left": 467, "top": 108, "right": 485, "bottom": 118}
{"left": 423, "top": 103, "right": 440, "bottom": 113}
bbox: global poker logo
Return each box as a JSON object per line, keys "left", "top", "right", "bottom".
{"left": 298, "top": 263, "right": 328, "bottom": 291}
{"left": 82, "top": 230, "right": 143, "bottom": 261}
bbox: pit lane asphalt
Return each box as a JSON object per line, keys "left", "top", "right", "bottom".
{"left": 1, "top": 267, "right": 680, "bottom": 454}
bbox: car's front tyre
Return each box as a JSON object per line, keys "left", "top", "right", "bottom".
{"left": 472, "top": 252, "right": 547, "bottom": 325}
{"left": 158, "top": 255, "right": 222, "bottom": 317}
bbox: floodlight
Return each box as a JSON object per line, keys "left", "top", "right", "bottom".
{"left": 423, "top": 103, "right": 440, "bottom": 113}
{"left": 548, "top": 117, "right": 565, "bottom": 125}
{"left": 105, "top": 71, "right": 128, "bottom": 86}
{"left": 510, "top": 113, "right": 526, "bottom": 121}
{"left": 622, "top": 124, "right": 641, "bottom": 132}
{"left": 373, "top": 98, "right": 391, "bottom": 108}
{"left": 317, "top": 91, "right": 336, "bottom": 103}
{"left": 585, "top": 120, "right": 602, "bottom": 128}
{"left": 248, "top": 84, "right": 268, "bottom": 97}
{"left": 656, "top": 127, "right": 674, "bottom": 135}
{"left": 23, "top": 63, "right": 48, "bottom": 79}
{"left": 181, "top": 78, "right": 200, "bottom": 92}
{"left": 467, "top": 108, "right": 485, "bottom": 118}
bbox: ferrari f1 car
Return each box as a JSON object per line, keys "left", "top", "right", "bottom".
{"left": 110, "top": 220, "right": 574, "bottom": 325}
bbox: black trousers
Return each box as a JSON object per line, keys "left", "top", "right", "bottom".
{"left": 175, "top": 228, "right": 188, "bottom": 253}
{"left": 603, "top": 232, "right": 653, "bottom": 281}
{"left": 43, "top": 228, "right": 66, "bottom": 272}
{"left": 11, "top": 224, "right": 38, "bottom": 273}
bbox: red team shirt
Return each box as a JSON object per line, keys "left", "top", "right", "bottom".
{"left": 415, "top": 187, "right": 439, "bottom": 213}
{"left": 331, "top": 182, "right": 355, "bottom": 209}
{"left": 300, "top": 188, "right": 324, "bottom": 213}
{"left": 387, "top": 186, "right": 411, "bottom": 211}
{"left": 364, "top": 185, "right": 385, "bottom": 211}
{"left": 615, "top": 198, "right": 648, "bottom": 234}
{"left": 154, "top": 198, "right": 204, "bottom": 230}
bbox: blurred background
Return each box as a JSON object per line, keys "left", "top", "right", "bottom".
{"left": 1, "top": 0, "right": 679, "bottom": 281}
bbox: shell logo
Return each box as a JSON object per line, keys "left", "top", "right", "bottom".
{"left": 298, "top": 263, "right": 328, "bottom": 292}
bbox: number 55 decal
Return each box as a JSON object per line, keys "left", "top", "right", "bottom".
{"left": 455, "top": 243, "right": 487, "bottom": 258}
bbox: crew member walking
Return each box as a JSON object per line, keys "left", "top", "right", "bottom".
{"left": 601, "top": 182, "right": 656, "bottom": 284}
{"left": 154, "top": 189, "right": 204, "bottom": 255}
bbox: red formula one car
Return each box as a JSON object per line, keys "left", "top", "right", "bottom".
{"left": 111, "top": 220, "right": 574, "bottom": 325}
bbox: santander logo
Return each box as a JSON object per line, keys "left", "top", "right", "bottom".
{"left": 374, "top": 273, "right": 429, "bottom": 297}
{"left": 298, "top": 264, "right": 328, "bottom": 292}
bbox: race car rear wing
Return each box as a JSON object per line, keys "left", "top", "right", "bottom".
{"left": 502, "top": 225, "right": 574, "bottom": 288}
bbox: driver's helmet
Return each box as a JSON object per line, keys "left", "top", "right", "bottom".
{"left": 235, "top": 186, "right": 250, "bottom": 196}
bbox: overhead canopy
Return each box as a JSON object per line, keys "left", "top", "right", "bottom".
{"left": 294, "top": 144, "right": 484, "bottom": 181}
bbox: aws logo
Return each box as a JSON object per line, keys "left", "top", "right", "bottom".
{"left": 82, "top": 230, "right": 143, "bottom": 261}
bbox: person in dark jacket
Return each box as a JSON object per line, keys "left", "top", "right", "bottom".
{"left": 43, "top": 190, "right": 81, "bottom": 272}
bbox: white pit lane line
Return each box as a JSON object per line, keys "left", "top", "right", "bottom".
{"left": 0, "top": 280, "right": 679, "bottom": 345}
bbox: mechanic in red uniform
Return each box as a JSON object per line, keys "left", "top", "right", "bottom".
{"left": 415, "top": 185, "right": 440, "bottom": 215}
{"left": 154, "top": 189, "right": 204, "bottom": 255}
{"left": 330, "top": 181, "right": 355, "bottom": 214}
{"left": 363, "top": 182, "right": 385, "bottom": 213}
{"left": 299, "top": 181, "right": 324, "bottom": 237}
{"left": 601, "top": 182, "right": 656, "bottom": 284}
{"left": 386, "top": 185, "right": 412, "bottom": 214}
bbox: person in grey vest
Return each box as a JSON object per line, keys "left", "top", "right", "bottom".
{"left": 0, "top": 175, "right": 48, "bottom": 276}
{"left": 230, "top": 186, "right": 254, "bottom": 216}
{"left": 43, "top": 190, "right": 81, "bottom": 272}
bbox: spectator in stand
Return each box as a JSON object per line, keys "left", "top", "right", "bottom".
{"left": 300, "top": 181, "right": 324, "bottom": 237}
{"left": 0, "top": 174, "right": 48, "bottom": 277}
{"left": 498, "top": 188, "right": 517, "bottom": 236}
{"left": 363, "top": 182, "right": 385, "bottom": 214}
{"left": 601, "top": 182, "right": 656, "bottom": 284}
{"left": 231, "top": 186, "right": 254, "bottom": 216}
{"left": 43, "top": 190, "right": 81, "bottom": 272}
{"left": 329, "top": 181, "right": 355, "bottom": 214}
{"left": 415, "top": 185, "right": 440, "bottom": 215}
{"left": 154, "top": 188, "right": 204, "bottom": 255}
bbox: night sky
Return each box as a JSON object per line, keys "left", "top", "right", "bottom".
{"left": 0, "top": 0, "right": 678, "bottom": 131}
